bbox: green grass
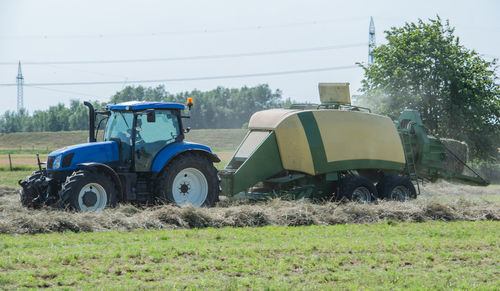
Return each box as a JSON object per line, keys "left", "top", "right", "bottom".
{"left": 186, "top": 129, "right": 246, "bottom": 151}
{"left": 0, "top": 129, "right": 245, "bottom": 152}
{"left": 0, "top": 131, "right": 89, "bottom": 151}
{"left": 0, "top": 166, "right": 38, "bottom": 172}
{"left": 0, "top": 221, "right": 498, "bottom": 290}
{"left": 0, "top": 170, "right": 32, "bottom": 188}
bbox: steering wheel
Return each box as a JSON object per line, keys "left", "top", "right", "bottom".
{"left": 134, "top": 130, "right": 145, "bottom": 145}
{"left": 117, "top": 130, "right": 131, "bottom": 144}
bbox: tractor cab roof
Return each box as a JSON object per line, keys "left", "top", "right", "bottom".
{"left": 107, "top": 101, "right": 185, "bottom": 111}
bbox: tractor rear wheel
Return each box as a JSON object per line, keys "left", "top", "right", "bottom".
{"left": 376, "top": 176, "right": 417, "bottom": 201}
{"left": 339, "top": 176, "right": 377, "bottom": 203}
{"left": 59, "top": 170, "right": 117, "bottom": 212}
{"left": 155, "top": 152, "right": 219, "bottom": 207}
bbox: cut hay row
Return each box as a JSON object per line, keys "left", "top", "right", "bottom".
{"left": 0, "top": 182, "right": 498, "bottom": 235}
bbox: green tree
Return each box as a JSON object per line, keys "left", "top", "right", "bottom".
{"left": 358, "top": 16, "right": 500, "bottom": 160}
{"left": 68, "top": 100, "right": 91, "bottom": 130}
{"left": 0, "top": 109, "right": 31, "bottom": 133}
{"left": 0, "top": 85, "right": 286, "bottom": 133}
{"left": 110, "top": 84, "right": 284, "bottom": 129}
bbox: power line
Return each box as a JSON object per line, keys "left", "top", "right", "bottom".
{"left": 0, "top": 65, "right": 359, "bottom": 87}
{"left": 482, "top": 53, "right": 499, "bottom": 59}
{"left": 0, "top": 43, "right": 366, "bottom": 65}
{"left": 0, "top": 17, "right": 367, "bottom": 40}
{"left": 25, "top": 85, "right": 102, "bottom": 98}
{"left": 44, "top": 64, "right": 129, "bottom": 79}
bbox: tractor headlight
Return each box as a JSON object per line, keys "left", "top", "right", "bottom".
{"left": 52, "top": 155, "right": 62, "bottom": 169}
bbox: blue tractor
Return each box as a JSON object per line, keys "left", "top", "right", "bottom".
{"left": 19, "top": 100, "right": 220, "bottom": 211}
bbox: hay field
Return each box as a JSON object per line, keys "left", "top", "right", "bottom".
{"left": 1, "top": 181, "right": 498, "bottom": 235}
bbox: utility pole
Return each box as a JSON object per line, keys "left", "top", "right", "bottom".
{"left": 368, "top": 16, "right": 376, "bottom": 65}
{"left": 16, "top": 61, "right": 24, "bottom": 111}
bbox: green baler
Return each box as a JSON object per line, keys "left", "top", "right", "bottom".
{"left": 219, "top": 83, "right": 488, "bottom": 202}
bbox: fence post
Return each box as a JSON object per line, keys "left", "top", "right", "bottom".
{"left": 8, "top": 153, "right": 12, "bottom": 171}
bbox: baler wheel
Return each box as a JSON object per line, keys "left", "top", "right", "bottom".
{"left": 155, "top": 152, "right": 219, "bottom": 207}
{"left": 339, "top": 176, "right": 378, "bottom": 203}
{"left": 376, "top": 176, "right": 417, "bottom": 201}
{"left": 59, "top": 170, "right": 117, "bottom": 212}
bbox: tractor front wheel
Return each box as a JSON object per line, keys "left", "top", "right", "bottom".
{"left": 59, "top": 170, "right": 117, "bottom": 212}
{"left": 155, "top": 152, "right": 219, "bottom": 207}
{"left": 19, "top": 170, "right": 45, "bottom": 208}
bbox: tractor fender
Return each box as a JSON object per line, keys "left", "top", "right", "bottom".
{"left": 151, "top": 142, "right": 220, "bottom": 173}
{"left": 76, "top": 162, "right": 123, "bottom": 196}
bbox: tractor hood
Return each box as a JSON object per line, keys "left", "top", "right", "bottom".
{"left": 47, "top": 141, "right": 119, "bottom": 171}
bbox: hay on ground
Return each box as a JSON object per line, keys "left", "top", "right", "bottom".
{"left": 0, "top": 182, "right": 498, "bottom": 235}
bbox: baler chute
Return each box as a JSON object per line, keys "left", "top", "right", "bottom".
{"left": 396, "top": 110, "right": 489, "bottom": 186}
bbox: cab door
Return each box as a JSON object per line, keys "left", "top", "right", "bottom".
{"left": 134, "top": 110, "right": 181, "bottom": 172}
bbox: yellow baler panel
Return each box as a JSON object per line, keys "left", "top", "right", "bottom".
{"left": 273, "top": 114, "right": 315, "bottom": 175}
{"left": 248, "top": 109, "right": 300, "bottom": 130}
{"left": 312, "top": 111, "right": 405, "bottom": 164}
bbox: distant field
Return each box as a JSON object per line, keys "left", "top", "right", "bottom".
{"left": 0, "top": 129, "right": 243, "bottom": 170}
{"left": 0, "top": 222, "right": 498, "bottom": 289}
{"left": 0, "top": 152, "right": 231, "bottom": 170}
{"left": 0, "top": 129, "right": 246, "bottom": 151}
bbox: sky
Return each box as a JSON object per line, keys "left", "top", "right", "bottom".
{"left": 0, "top": 0, "right": 499, "bottom": 113}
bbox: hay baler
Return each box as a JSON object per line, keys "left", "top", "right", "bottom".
{"left": 219, "top": 83, "right": 488, "bottom": 202}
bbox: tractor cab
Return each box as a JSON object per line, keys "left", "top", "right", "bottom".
{"left": 103, "top": 102, "right": 185, "bottom": 172}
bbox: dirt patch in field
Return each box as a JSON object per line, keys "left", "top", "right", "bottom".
{"left": 0, "top": 181, "right": 498, "bottom": 234}
{"left": 0, "top": 154, "right": 48, "bottom": 167}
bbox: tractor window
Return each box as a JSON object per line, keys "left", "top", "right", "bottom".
{"left": 134, "top": 110, "right": 181, "bottom": 171}
{"left": 136, "top": 110, "right": 180, "bottom": 144}
{"left": 104, "top": 111, "right": 134, "bottom": 166}
{"left": 104, "top": 112, "right": 134, "bottom": 144}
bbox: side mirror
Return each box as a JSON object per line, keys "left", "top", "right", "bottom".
{"left": 146, "top": 110, "right": 155, "bottom": 123}
{"left": 184, "top": 127, "right": 191, "bottom": 133}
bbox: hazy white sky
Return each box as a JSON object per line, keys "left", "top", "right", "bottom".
{"left": 1, "top": 0, "right": 499, "bottom": 113}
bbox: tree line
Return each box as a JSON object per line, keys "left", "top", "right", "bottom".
{"left": 0, "top": 84, "right": 289, "bottom": 133}
{"left": 357, "top": 16, "right": 499, "bottom": 161}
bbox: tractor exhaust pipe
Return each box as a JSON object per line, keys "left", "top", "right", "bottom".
{"left": 84, "top": 101, "right": 96, "bottom": 143}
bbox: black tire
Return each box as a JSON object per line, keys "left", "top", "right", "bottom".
{"left": 376, "top": 176, "right": 417, "bottom": 201}
{"left": 155, "top": 152, "right": 219, "bottom": 207}
{"left": 59, "top": 170, "right": 117, "bottom": 211}
{"left": 19, "top": 170, "right": 44, "bottom": 208}
{"left": 339, "top": 176, "right": 378, "bottom": 203}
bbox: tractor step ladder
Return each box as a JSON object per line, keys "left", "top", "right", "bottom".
{"left": 400, "top": 132, "right": 421, "bottom": 195}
